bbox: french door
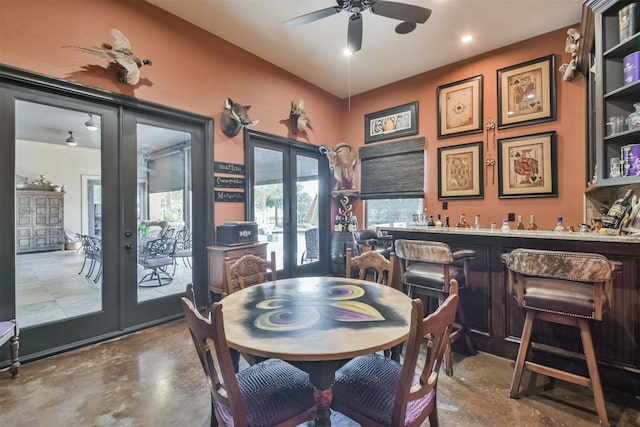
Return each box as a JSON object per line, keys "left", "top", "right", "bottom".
{"left": 0, "top": 67, "right": 212, "bottom": 361}
{"left": 245, "top": 130, "right": 330, "bottom": 278}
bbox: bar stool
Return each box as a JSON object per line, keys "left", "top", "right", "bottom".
{"left": 503, "top": 248, "right": 618, "bottom": 427}
{"left": 394, "top": 239, "right": 476, "bottom": 376}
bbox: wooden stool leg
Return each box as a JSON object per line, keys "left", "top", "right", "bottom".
{"left": 578, "top": 319, "right": 609, "bottom": 427}
{"left": 510, "top": 310, "right": 535, "bottom": 398}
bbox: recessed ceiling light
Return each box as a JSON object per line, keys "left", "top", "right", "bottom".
{"left": 461, "top": 34, "right": 473, "bottom": 43}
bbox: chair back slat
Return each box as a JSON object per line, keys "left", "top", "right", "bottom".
{"left": 181, "top": 297, "right": 248, "bottom": 423}
{"left": 394, "top": 290, "right": 459, "bottom": 422}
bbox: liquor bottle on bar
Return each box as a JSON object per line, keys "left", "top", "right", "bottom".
{"left": 554, "top": 216, "right": 564, "bottom": 232}
{"left": 427, "top": 215, "right": 435, "bottom": 227}
{"left": 516, "top": 215, "right": 525, "bottom": 230}
{"left": 444, "top": 216, "right": 450, "bottom": 228}
{"left": 474, "top": 214, "right": 481, "bottom": 230}
{"left": 501, "top": 219, "right": 510, "bottom": 232}
{"left": 456, "top": 212, "right": 470, "bottom": 228}
{"left": 600, "top": 189, "right": 635, "bottom": 235}
{"left": 435, "top": 214, "right": 443, "bottom": 229}
{"left": 527, "top": 214, "right": 538, "bottom": 231}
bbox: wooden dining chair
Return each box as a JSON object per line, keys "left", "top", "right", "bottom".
{"left": 331, "top": 280, "right": 459, "bottom": 427}
{"left": 225, "top": 251, "right": 276, "bottom": 294}
{"left": 346, "top": 247, "right": 395, "bottom": 286}
{"left": 181, "top": 294, "right": 317, "bottom": 427}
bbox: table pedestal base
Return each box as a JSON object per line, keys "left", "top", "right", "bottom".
{"left": 293, "top": 359, "right": 349, "bottom": 427}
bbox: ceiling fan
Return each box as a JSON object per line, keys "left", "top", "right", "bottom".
{"left": 283, "top": 0, "right": 432, "bottom": 53}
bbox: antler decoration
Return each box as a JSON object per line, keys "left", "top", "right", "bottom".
{"left": 485, "top": 120, "right": 496, "bottom": 186}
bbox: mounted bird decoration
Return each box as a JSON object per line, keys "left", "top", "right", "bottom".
{"left": 290, "top": 99, "right": 313, "bottom": 134}
{"left": 63, "top": 28, "right": 152, "bottom": 85}
{"left": 220, "top": 98, "right": 259, "bottom": 137}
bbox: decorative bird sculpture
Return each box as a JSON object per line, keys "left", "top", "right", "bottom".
{"left": 64, "top": 28, "right": 151, "bottom": 85}
{"left": 290, "top": 99, "right": 313, "bottom": 134}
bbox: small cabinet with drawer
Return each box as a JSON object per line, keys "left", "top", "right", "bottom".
{"left": 207, "top": 242, "right": 268, "bottom": 302}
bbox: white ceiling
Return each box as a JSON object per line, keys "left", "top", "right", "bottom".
{"left": 146, "top": 0, "right": 584, "bottom": 98}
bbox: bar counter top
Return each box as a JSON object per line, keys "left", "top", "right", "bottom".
{"left": 381, "top": 225, "right": 640, "bottom": 243}
{"left": 376, "top": 225, "right": 640, "bottom": 396}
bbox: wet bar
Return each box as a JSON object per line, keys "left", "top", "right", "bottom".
{"left": 379, "top": 225, "right": 640, "bottom": 395}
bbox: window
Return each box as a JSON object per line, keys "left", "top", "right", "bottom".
{"left": 365, "top": 198, "right": 423, "bottom": 228}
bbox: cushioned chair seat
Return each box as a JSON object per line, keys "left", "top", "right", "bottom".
{"left": 215, "top": 359, "right": 316, "bottom": 427}
{"left": 524, "top": 277, "right": 602, "bottom": 318}
{"left": 332, "top": 353, "right": 434, "bottom": 426}
{"left": 404, "top": 263, "right": 465, "bottom": 291}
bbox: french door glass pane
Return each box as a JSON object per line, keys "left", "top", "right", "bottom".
{"left": 136, "top": 123, "right": 193, "bottom": 301}
{"left": 296, "top": 155, "right": 319, "bottom": 266}
{"left": 253, "top": 147, "right": 284, "bottom": 270}
{"left": 15, "top": 101, "right": 103, "bottom": 327}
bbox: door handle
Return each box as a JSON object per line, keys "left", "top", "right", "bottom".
{"left": 124, "top": 243, "right": 134, "bottom": 250}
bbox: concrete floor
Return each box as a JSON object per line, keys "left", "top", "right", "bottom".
{"left": 1, "top": 319, "right": 639, "bottom": 427}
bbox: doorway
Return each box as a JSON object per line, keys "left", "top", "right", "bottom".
{"left": 245, "top": 130, "right": 330, "bottom": 278}
{"left": 0, "top": 66, "right": 213, "bottom": 360}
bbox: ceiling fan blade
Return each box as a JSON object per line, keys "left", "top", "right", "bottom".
{"left": 283, "top": 6, "right": 341, "bottom": 27}
{"left": 347, "top": 14, "right": 363, "bottom": 53}
{"left": 370, "top": 1, "right": 432, "bottom": 24}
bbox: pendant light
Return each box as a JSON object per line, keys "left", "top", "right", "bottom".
{"left": 84, "top": 114, "right": 99, "bottom": 131}
{"left": 66, "top": 131, "right": 77, "bottom": 146}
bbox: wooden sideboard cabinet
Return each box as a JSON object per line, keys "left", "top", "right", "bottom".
{"left": 15, "top": 190, "right": 65, "bottom": 253}
{"left": 207, "top": 242, "right": 268, "bottom": 302}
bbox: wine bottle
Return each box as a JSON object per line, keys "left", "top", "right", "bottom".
{"left": 444, "top": 216, "right": 450, "bottom": 228}
{"left": 527, "top": 214, "right": 538, "bottom": 231}
{"left": 516, "top": 215, "right": 525, "bottom": 230}
{"left": 600, "top": 189, "right": 635, "bottom": 235}
{"left": 456, "top": 212, "right": 470, "bottom": 228}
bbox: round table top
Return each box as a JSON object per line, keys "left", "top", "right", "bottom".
{"left": 221, "top": 276, "right": 412, "bottom": 362}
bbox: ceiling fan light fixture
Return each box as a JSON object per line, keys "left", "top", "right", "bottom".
{"left": 84, "top": 114, "right": 99, "bottom": 131}
{"left": 66, "top": 131, "right": 77, "bottom": 146}
{"left": 395, "top": 21, "right": 417, "bottom": 34}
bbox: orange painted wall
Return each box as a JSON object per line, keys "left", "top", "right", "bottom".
{"left": 0, "top": 0, "right": 344, "bottom": 226}
{"left": 1, "top": 0, "right": 585, "bottom": 231}
{"left": 341, "top": 26, "right": 586, "bottom": 231}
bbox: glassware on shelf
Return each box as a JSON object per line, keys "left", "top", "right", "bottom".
{"left": 609, "top": 115, "right": 626, "bottom": 134}
{"left": 626, "top": 102, "right": 640, "bottom": 130}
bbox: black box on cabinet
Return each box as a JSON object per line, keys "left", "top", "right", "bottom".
{"left": 216, "top": 221, "right": 259, "bottom": 246}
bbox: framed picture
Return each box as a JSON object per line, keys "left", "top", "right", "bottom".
{"left": 437, "top": 141, "right": 484, "bottom": 200}
{"left": 498, "top": 131, "right": 557, "bottom": 198}
{"left": 497, "top": 55, "right": 556, "bottom": 129}
{"left": 364, "top": 101, "right": 418, "bottom": 144}
{"left": 437, "top": 75, "right": 483, "bottom": 139}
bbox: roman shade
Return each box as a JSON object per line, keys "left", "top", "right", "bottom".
{"left": 359, "top": 137, "right": 425, "bottom": 199}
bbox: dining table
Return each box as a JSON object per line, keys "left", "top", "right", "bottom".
{"left": 221, "top": 276, "right": 413, "bottom": 426}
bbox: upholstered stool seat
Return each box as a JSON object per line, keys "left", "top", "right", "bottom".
{"left": 503, "top": 248, "right": 619, "bottom": 427}
{"left": 394, "top": 240, "right": 476, "bottom": 376}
